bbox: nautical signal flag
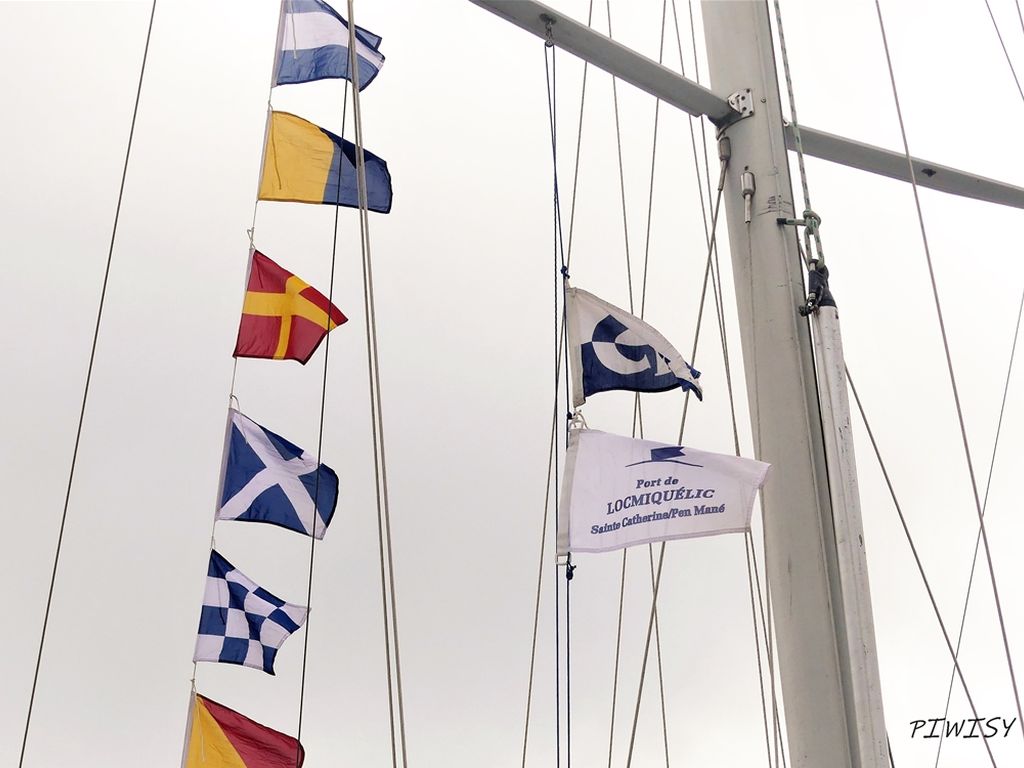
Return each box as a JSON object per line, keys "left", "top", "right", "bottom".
{"left": 566, "top": 286, "right": 702, "bottom": 406}
{"left": 194, "top": 550, "right": 307, "bottom": 674}
{"left": 259, "top": 111, "right": 392, "bottom": 212}
{"left": 234, "top": 249, "right": 346, "bottom": 364}
{"left": 184, "top": 693, "right": 304, "bottom": 768}
{"left": 217, "top": 409, "right": 339, "bottom": 539}
{"left": 275, "top": 0, "right": 384, "bottom": 89}
{"left": 557, "top": 429, "right": 770, "bottom": 555}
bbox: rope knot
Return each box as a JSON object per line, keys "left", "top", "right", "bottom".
{"left": 560, "top": 265, "right": 570, "bottom": 280}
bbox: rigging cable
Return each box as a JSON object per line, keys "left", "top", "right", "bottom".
{"left": 600, "top": 2, "right": 672, "bottom": 763}
{"left": 634, "top": 2, "right": 675, "bottom": 764}
{"left": 522, "top": 3, "right": 594, "bottom": 762}
{"left": 602, "top": 1, "right": 633, "bottom": 764}
{"left": 983, "top": 0, "right": 1024, "bottom": 105}
{"left": 674, "top": 1, "right": 784, "bottom": 760}
{"left": 295, "top": 79, "right": 352, "bottom": 762}
{"left": 346, "top": 2, "right": 408, "bottom": 764}
{"left": 17, "top": 3, "right": 157, "bottom": 766}
{"left": 548, "top": 37, "right": 571, "bottom": 768}
{"left": 745, "top": 531, "right": 776, "bottom": 767}
{"left": 543, "top": 25, "right": 574, "bottom": 767}
{"left": 933, "top": 285, "right": 1024, "bottom": 767}
{"left": 624, "top": 156, "right": 731, "bottom": 768}
{"left": 934, "top": 3, "right": 1024, "bottom": 759}
{"left": 847, "top": 368, "right": 998, "bottom": 768}
{"left": 874, "top": 0, "right": 1024, "bottom": 739}
{"left": 601, "top": 3, "right": 680, "bottom": 763}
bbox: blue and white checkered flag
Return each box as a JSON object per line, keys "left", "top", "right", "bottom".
{"left": 566, "top": 286, "right": 702, "bottom": 407}
{"left": 217, "top": 409, "right": 339, "bottom": 539}
{"left": 193, "top": 550, "right": 307, "bottom": 675}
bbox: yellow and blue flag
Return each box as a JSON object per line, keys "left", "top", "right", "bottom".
{"left": 274, "top": 0, "right": 384, "bottom": 89}
{"left": 258, "top": 111, "right": 392, "bottom": 212}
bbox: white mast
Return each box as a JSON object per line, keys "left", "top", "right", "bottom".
{"left": 701, "top": 3, "right": 886, "bottom": 765}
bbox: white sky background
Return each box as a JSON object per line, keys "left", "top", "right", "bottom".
{"left": 3, "top": 0, "right": 1024, "bottom": 766}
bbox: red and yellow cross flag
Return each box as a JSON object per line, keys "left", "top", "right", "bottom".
{"left": 183, "top": 692, "right": 304, "bottom": 768}
{"left": 234, "top": 250, "right": 347, "bottom": 364}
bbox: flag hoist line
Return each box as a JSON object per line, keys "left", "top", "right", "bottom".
{"left": 521, "top": 4, "right": 595, "bottom": 761}
{"left": 18, "top": 3, "right": 158, "bottom": 767}
{"left": 183, "top": 3, "right": 403, "bottom": 768}
{"left": 543, "top": 35, "right": 571, "bottom": 768}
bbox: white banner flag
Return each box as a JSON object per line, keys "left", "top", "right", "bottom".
{"left": 557, "top": 429, "right": 770, "bottom": 555}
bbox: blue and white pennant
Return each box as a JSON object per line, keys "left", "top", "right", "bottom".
{"left": 566, "top": 286, "right": 702, "bottom": 407}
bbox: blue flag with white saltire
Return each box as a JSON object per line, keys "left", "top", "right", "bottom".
{"left": 566, "top": 286, "right": 702, "bottom": 407}
{"left": 193, "top": 550, "right": 307, "bottom": 674}
{"left": 274, "top": 0, "right": 384, "bottom": 89}
{"left": 217, "top": 409, "right": 339, "bottom": 539}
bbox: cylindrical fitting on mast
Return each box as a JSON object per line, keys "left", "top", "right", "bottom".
{"left": 741, "top": 170, "right": 756, "bottom": 223}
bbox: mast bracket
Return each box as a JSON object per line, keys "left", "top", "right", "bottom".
{"left": 717, "top": 88, "right": 754, "bottom": 129}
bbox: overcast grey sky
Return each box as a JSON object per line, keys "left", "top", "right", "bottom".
{"left": 3, "top": 1, "right": 1024, "bottom": 766}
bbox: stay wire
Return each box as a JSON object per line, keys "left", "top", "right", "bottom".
{"left": 346, "top": 3, "right": 408, "bottom": 764}
{"left": 606, "top": 0, "right": 635, "bottom": 315}
{"left": 544, "top": 37, "right": 572, "bottom": 768}
{"left": 603, "top": 1, "right": 633, "bottom": 761}
{"left": 523, "top": 8, "right": 592, "bottom": 760}
{"left": 934, "top": 283, "right": 1024, "bottom": 767}
{"left": 847, "top": 368, "right": 998, "bottom": 768}
{"left": 874, "top": 0, "right": 1023, "bottom": 738}
{"left": 625, "top": 165, "right": 729, "bottom": 768}
{"left": 745, "top": 532, "right": 775, "bottom": 767}
{"left": 295, "top": 81, "right": 351, "bottom": 762}
{"left": 669, "top": 0, "right": 712, "bottom": 276}
{"left": 604, "top": 0, "right": 681, "bottom": 759}
{"left": 675, "top": 2, "right": 779, "bottom": 738}
{"left": 752, "top": 530, "right": 788, "bottom": 768}
{"left": 631, "top": 3, "right": 675, "bottom": 764}
{"left": 18, "top": 3, "right": 157, "bottom": 766}
{"left": 983, "top": 0, "right": 1024, "bottom": 106}
{"left": 565, "top": 1, "right": 596, "bottom": 263}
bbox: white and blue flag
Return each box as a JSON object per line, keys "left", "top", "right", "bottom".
{"left": 193, "top": 550, "right": 307, "bottom": 675}
{"left": 274, "top": 0, "right": 384, "bottom": 89}
{"left": 557, "top": 429, "right": 770, "bottom": 555}
{"left": 566, "top": 286, "right": 702, "bottom": 407}
{"left": 217, "top": 409, "right": 339, "bottom": 539}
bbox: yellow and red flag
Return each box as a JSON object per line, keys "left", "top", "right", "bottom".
{"left": 183, "top": 693, "right": 303, "bottom": 768}
{"left": 234, "top": 250, "right": 347, "bottom": 364}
